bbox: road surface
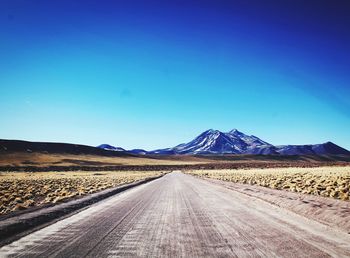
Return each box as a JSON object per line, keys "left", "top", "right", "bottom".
{"left": 0, "top": 172, "right": 349, "bottom": 257}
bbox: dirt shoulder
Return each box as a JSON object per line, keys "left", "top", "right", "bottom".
{"left": 201, "top": 176, "right": 350, "bottom": 233}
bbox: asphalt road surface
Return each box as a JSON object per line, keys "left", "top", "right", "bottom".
{"left": 1, "top": 172, "right": 350, "bottom": 257}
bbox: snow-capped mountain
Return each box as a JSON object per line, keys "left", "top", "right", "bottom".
{"left": 149, "top": 129, "right": 272, "bottom": 154}
{"left": 97, "top": 129, "right": 350, "bottom": 156}
{"left": 97, "top": 144, "right": 126, "bottom": 152}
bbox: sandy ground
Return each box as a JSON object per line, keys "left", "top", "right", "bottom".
{"left": 0, "top": 172, "right": 349, "bottom": 257}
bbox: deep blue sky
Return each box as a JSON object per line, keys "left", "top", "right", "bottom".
{"left": 1, "top": 0, "right": 349, "bottom": 150}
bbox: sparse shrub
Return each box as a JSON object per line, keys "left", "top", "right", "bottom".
{"left": 0, "top": 171, "right": 163, "bottom": 215}
{"left": 186, "top": 167, "right": 350, "bottom": 201}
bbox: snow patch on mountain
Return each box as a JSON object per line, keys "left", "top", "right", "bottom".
{"left": 97, "top": 144, "right": 126, "bottom": 152}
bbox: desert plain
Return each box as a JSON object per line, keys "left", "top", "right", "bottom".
{"left": 0, "top": 152, "right": 349, "bottom": 257}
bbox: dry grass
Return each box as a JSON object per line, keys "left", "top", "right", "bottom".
{"left": 186, "top": 166, "right": 350, "bottom": 201}
{"left": 0, "top": 153, "right": 208, "bottom": 167}
{"left": 2, "top": 152, "right": 346, "bottom": 169}
{"left": 0, "top": 171, "right": 164, "bottom": 215}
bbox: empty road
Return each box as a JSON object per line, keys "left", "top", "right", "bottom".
{"left": 1, "top": 172, "right": 350, "bottom": 257}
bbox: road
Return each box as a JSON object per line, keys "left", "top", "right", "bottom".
{"left": 0, "top": 172, "right": 350, "bottom": 257}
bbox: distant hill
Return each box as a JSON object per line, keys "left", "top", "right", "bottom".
{"left": 128, "top": 149, "right": 148, "bottom": 155}
{"left": 245, "top": 142, "right": 350, "bottom": 156}
{"left": 0, "top": 139, "right": 131, "bottom": 157}
{"left": 97, "top": 144, "right": 126, "bottom": 152}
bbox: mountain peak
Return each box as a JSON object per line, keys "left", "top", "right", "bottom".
{"left": 204, "top": 129, "right": 219, "bottom": 134}
{"left": 228, "top": 129, "right": 244, "bottom": 135}
{"left": 204, "top": 128, "right": 244, "bottom": 135}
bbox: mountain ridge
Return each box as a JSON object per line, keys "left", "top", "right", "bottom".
{"left": 1, "top": 129, "right": 348, "bottom": 157}
{"left": 97, "top": 129, "right": 349, "bottom": 156}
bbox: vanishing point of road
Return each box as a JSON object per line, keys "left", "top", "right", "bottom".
{"left": 0, "top": 172, "right": 350, "bottom": 257}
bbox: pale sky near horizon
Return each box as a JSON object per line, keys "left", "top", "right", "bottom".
{"left": 1, "top": 0, "right": 349, "bottom": 150}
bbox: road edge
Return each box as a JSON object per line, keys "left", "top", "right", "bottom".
{"left": 188, "top": 173, "right": 350, "bottom": 235}
{"left": 0, "top": 173, "right": 165, "bottom": 247}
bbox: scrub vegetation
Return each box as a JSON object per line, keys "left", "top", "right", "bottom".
{"left": 0, "top": 171, "right": 164, "bottom": 215}
{"left": 187, "top": 166, "right": 350, "bottom": 201}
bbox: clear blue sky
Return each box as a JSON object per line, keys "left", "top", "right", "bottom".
{"left": 1, "top": 0, "right": 349, "bottom": 150}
